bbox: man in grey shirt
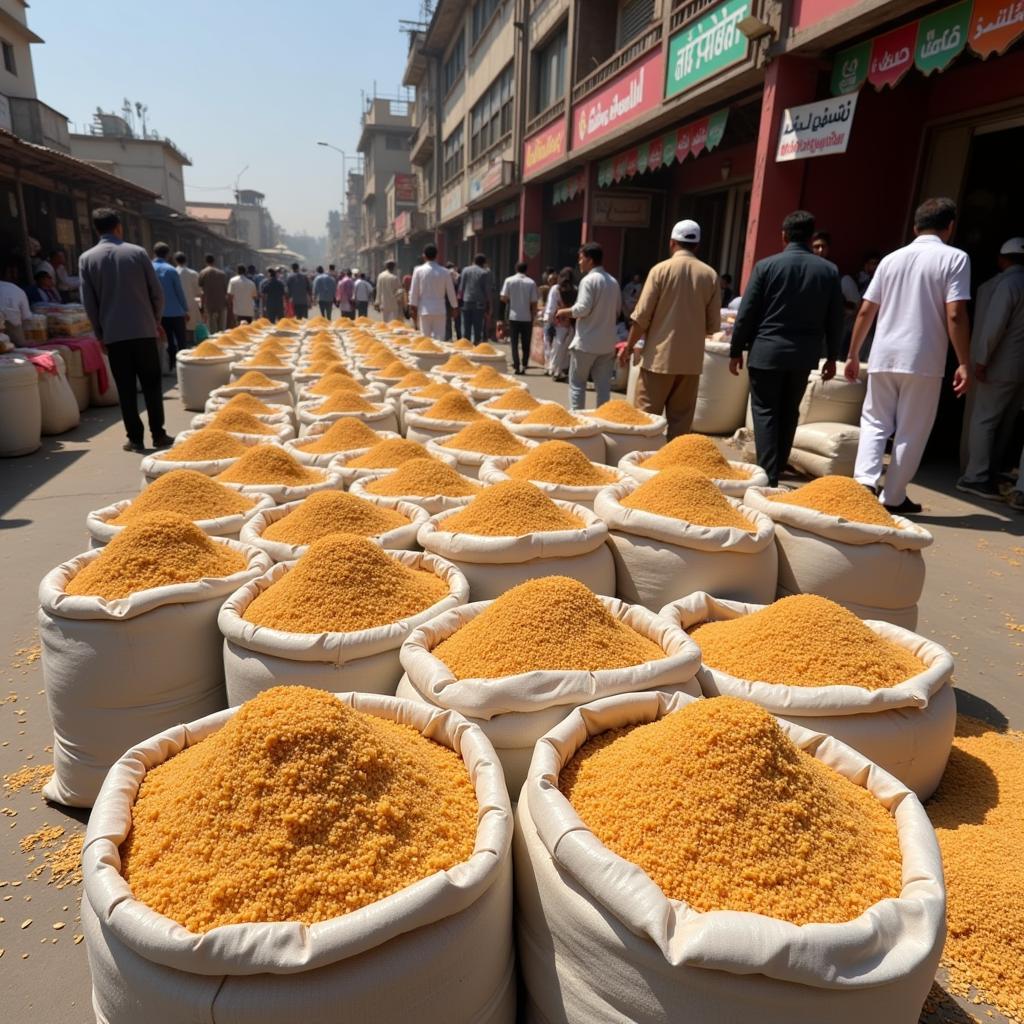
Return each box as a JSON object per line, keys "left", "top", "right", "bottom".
{"left": 79, "top": 207, "right": 173, "bottom": 453}
{"left": 286, "top": 262, "right": 312, "bottom": 319}
{"left": 459, "top": 253, "right": 493, "bottom": 345}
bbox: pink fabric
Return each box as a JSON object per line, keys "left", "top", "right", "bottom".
{"left": 40, "top": 337, "right": 108, "bottom": 393}
{"left": 26, "top": 351, "right": 59, "bottom": 375}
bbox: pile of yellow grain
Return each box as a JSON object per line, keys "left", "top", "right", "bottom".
{"left": 262, "top": 491, "right": 410, "bottom": 545}
{"left": 441, "top": 420, "right": 529, "bottom": 456}
{"left": 111, "top": 470, "right": 254, "bottom": 524}
{"left": 378, "top": 359, "right": 412, "bottom": 378}
{"left": 395, "top": 370, "right": 431, "bottom": 390}
{"left": 621, "top": 466, "right": 755, "bottom": 530}
{"left": 206, "top": 408, "right": 275, "bottom": 435}
{"left": 473, "top": 343, "right": 498, "bottom": 355}
{"left": 441, "top": 481, "right": 583, "bottom": 536}
{"left": 238, "top": 352, "right": 285, "bottom": 368}
{"left": 300, "top": 418, "right": 380, "bottom": 454}
{"left": 771, "top": 476, "right": 897, "bottom": 528}
{"left": 640, "top": 434, "right": 749, "bottom": 480}
{"left": 364, "top": 460, "right": 481, "bottom": 498}
{"left": 927, "top": 716, "right": 1024, "bottom": 1022}
{"left": 433, "top": 576, "right": 663, "bottom": 679}
{"left": 218, "top": 393, "right": 275, "bottom": 415}
{"left": 120, "top": 686, "right": 476, "bottom": 931}
{"left": 306, "top": 357, "right": 344, "bottom": 374}
{"left": 243, "top": 534, "right": 448, "bottom": 633}
{"left": 308, "top": 374, "right": 366, "bottom": 396}
{"left": 452, "top": 339, "right": 474, "bottom": 350}
{"left": 66, "top": 512, "right": 246, "bottom": 599}
{"left": 691, "top": 595, "right": 925, "bottom": 689}
{"left": 158, "top": 429, "right": 249, "bottom": 462}
{"left": 347, "top": 439, "right": 433, "bottom": 469}
{"left": 320, "top": 364, "right": 355, "bottom": 379}
{"left": 506, "top": 441, "right": 615, "bottom": 487}
{"left": 421, "top": 392, "right": 484, "bottom": 422}
{"left": 436, "top": 354, "right": 476, "bottom": 375}
{"left": 519, "top": 403, "right": 584, "bottom": 428}
{"left": 216, "top": 446, "right": 324, "bottom": 486}
{"left": 588, "top": 399, "right": 654, "bottom": 425}
{"left": 487, "top": 388, "right": 539, "bottom": 412}
{"left": 411, "top": 381, "right": 458, "bottom": 401}
{"left": 230, "top": 371, "right": 281, "bottom": 390}
{"left": 562, "top": 696, "right": 902, "bottom": 925}
{"left": 467, "top": 366, "right": 514, "bottom": 390}
{"left": 189, "top": 340, "right": 226, "bottom": 358}
{"left": 311, "top": 392, "right": 377, "bottom": 414}
{"left": 410, "top": 337, "right": 442, "bottom": 352}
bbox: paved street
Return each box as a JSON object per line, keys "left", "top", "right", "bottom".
{"left": 1, "top": 363, "right": 1021, "bottom": 1022}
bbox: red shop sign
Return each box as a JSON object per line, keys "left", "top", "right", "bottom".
{"left": 572, "top": 49, "right": 665, "bottom": 150}
{"left": 868, "top": 23, "right": 918, "bottom": 89}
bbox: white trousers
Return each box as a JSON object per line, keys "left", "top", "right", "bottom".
{"left": 854, "top": 371, "right": 943, "bottom": 505}
{"left": 418, "top": 312, "right": 447, "bottom": 340}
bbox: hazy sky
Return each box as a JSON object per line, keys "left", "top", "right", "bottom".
{"left": 30, "top": 0, "right": 425, "bottom": 236}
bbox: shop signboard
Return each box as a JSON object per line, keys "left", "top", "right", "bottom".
{"left": 776, "top": 92, "right": 859, "bottom": 162}
{"left": 394, "top": 211, "right": 411, "bottom": 237}
{"left": 468, "top": 159, "right": 508, "bottom": 201}
{"left": 831, "top": 40, "right": 871, "bottom": 95}
{"left": 592, "top": 193, "right": 652, "bottom": 228}
{"left": 968, "top": 0, "right": 1024, "bottom": 57}
{"left": 523, "top": 120, "right": 567, "bottom": 179}
{"left": 572, "top": 48, "right": 665, "bottom": 150}
{"left": 867, "top": 23, "right": 918, "bottom": 89}
{"left": 440, "top": 181, "right": 464, "bottom": 221}
{"left": 665, "top": 0, "right": 750, "bottom": 98}
{"left": 393, "top": 173, "right": 417, "bottom": 204}
{"left": 523, "top": 233, "right": 541, "bottom": 259}
{"left": 916, "top": 1, "right": 971, "bottom": 73}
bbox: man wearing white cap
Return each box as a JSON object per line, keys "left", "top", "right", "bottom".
{"left": 621, "top": 219, "right": 720, "bottom": 438}
{"left": 958, "top": 237, "right": 1024, "bottom": 506}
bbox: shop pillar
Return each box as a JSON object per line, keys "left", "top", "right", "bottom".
{"left": 519, "top": 182, "right": 545, "bottom": 280}
{"left": 741, "top": 55, "right": 820, "bottom": 287}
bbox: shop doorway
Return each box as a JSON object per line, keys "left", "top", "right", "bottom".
{"left": 676, "top": 182, "right": 750, "bottom": 280}
{"left": 552, "top": 218, "right": 582, "bottom": 275}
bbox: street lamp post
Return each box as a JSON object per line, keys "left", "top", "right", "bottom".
{"left": 316, "top": 141, "right": 363, "bottom": 186}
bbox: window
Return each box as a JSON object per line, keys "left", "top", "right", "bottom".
{"left": 443, "top": 33, "right": 465, "bottom": 95}
{"left": 385, "top": 135, "right": 407, "bottom": 150}
{"left": 2, "top": 41, "right": 15, "bottom": 76}
{"left": 443, "top": 123, "right": 464, "bottom": 183}
{"left": 616, "top": 0, "right": 655, "bottom": 49}
{"left": 533, "top": 25, "right": 567, "bottom": 116}
{"left": 469, "top": 63, "right": 514, "bottom": 160}
{"left": 471, "top": 0, "right": 500, "bottom": 43}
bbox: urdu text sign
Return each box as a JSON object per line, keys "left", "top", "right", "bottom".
{"left": 666, "top": 0, "right": 751, "bottom": 98}
{"left": 776, "top": 93, "right": 858, "bottom": 163}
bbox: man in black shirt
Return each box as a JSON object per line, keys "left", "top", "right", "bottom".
{"left": 260, "top": 268, "right": 286, "bottom": 322}
{"left": 730, "top": 210, "right": 844, "bottom": 486}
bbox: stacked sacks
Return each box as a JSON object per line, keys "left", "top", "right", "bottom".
{"left": 594, "top": 467, "right": 777, "bottom": 609}
{"left": 618, "top": 433, "right": 768, "bottom": 496}
{"left": 506, "top": 402, "right": 606, "bottom": 462}
{"left": 220, "top": 534, "right": 468, "bottom": 701}
{"left": 791, "top": 360, "right": 867, "bottom": 477}
{"left": 661, "top": 592, "right": 956, "bottom": 799}
{"left": 581, "top": 399, "right": 667, "bottom": 465}
{"left": 397, "top": 576, "right": 701, "bottom": 793}
{"left": 743, "top": 476, "right": 932, "bottom": 629}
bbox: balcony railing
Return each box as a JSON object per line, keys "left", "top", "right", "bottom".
{"left": 571, "top": 23, "right": 663, "bottom": 104}
{"left": 410, "top": 111, "right": 436, "bottom": 164}
{"left": 670, "top": 0, "right": 727, "bottom": 32}
{"left": 525, "top": 97, "right": 565, "bottom": 139}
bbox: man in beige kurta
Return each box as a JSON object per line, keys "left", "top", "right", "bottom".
{"left": 621, "top": 220, "right": 721, "bottom": 438}
{"left": 375, "top": 260, "right": 403, "bottom": 322}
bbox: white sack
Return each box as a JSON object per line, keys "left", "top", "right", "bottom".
{"left": 325, "top": 442, "right": 456, "bottom": 487}
{"left": 219, "top": 467, "right": 343, "bottom": 505}
{"left": 175, "top": 354, "right": 236, "bottom": 411}
{"left": 296, "top": 399, "right": 399, "bottom": 437}
{"left": 580, "top": 410, "right": 667, "bottom": 466}
{"left": 0, "top": 354, "right": 42, "bottom": 456}
{"left": 789, "top": 422, "right": 860, "bottom": 478}
{"left": 209, "top": 380, "right": 294, "bottom": 407}
{"left": 349, "top": 471, "right": 482, "bottom": 516}
{"left": 479, "top": 456, "right": 627, "bottom": 512}
{"left": 284, "top": 427, "right": 402, "bottom": 469}
{"left": 799, "top": 360, "right": 867, "bottom": 426}
{"left": 32, "top": 350, "right": 80, "bottom": 434}
{"left": 139, "top": 435, "right": 281, "bottom": 485}
{"left": 404, "top": 409, "right": 493, "bottom": 446}
{"left": 425, "top": 433, "right": 538, "bottom": 481}
{"left": 88, "top": 351, "right": 119, "bottom": 407}
{"left": 189, "top": 412, "right": 295, "bottom": 441}
{"left": 617, "top": 448, "right": 768, "bottom": 496}
{"left": 692, "top": 338, "right": 748, "bottom": 435}
{"left": 506, "top": 415, "right": 607, "bottom": 463}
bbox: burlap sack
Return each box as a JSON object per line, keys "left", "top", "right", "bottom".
{"left": 479, "top": 456, "right": 627, "bottom": 512}
{"left": 219, "top": 551, "right": 469, "bottom": 702}
{"left": 594, "top": 479, "right": 777, "bottom": 609}
{"left": 661, "top": 592, "right": 956, "bottom": 799}
{"left": 83, "top": 693, "right": 514, "bottom": 1024}
{"left": 516, "top": 690, "right": 945, "bottom": 1024}
{"left": 618, "top": 448, "right": 769, "bottom": 496}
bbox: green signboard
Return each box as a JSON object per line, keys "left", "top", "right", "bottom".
{"left": 830, "top": 40, "right": 871, "bottom": 95}
{"left": 915, "top": 1, "right": 970, "bottom": 75}
{"left": 665, "top": 0, "right": 750, "bottom": 98}
{"left": 706, "top": 109, "right": 729, "bottom": 149}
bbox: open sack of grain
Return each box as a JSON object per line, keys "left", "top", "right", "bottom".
{"left": 38, "top": 514, "right": 271, "bottom": 807}
{"left": 404, "top": 391, "right": 489, "bottom": 445}
{"left": 580, "top": 399, "right": 667, "bottom": 465}
{"left": 505, "top": 403, "right": 607, "bottom": 463}
{"left": 296, "top": 394, "right": 399, "bottom": 436}
{"left": 209, "top": 371, "right": 294, "bottom": 408}
{"left": 284, "top": 419, "right": 401, "bottom": 469}
{"left": 594, "top": 468, "right": 777, "bottom": 610}
{"left": 330, "top": 439, "right": 458, "bottom": 488}
{"left": 515, "top": 691, "right": 945, "bottom": 1024}
{"left": 476, "top": 388, "right": 540, "bottom": 420}
{"left": 743, "top": 477, "right": 933, "bottom": 629}
{"left": 82, "top": 687, "right": 514, "bottom": 1024}
{"left": 220, "top": 535, "right": 469, "bottom": 702}
{"left": 189, "top": 405, "right": 296, "bottom": 442}
{"left": 662, "top": 592, "right": 955, "bottom": 799}
{"left": 139, "top": 429, "right": 275, "bottom": 484}
{"left": 350, "top": 460, "right": 484, "bottom": 516}
{"left": 175, "top": 343, "right": 236, "bottom": 411}
{"left": 396, "top": 577, "right": 700, "bottom": 795}
{"left": 417, "top": 481, "right": 616, "bottom": 601}
{"left": 425, "top": 421, "right": 537, "bottom": 480}
{"left": 617, "top": 433, "right": 768, "bottom": 496}
{"left": 212, "top": 445, "right": 344, "bottom": 504}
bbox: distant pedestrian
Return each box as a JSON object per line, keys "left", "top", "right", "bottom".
{"left": 312, "top": 265, "right": 335, "bottom": 318}
{"left": 198, "top": 254, "right": 228, "bottom": 333}
{"left": 152, "top": 242, "right": 189, "bottom": 372}
{"left": 621, "top": 219, "right": 721, "bottom": 439}
{"left": 848, "top": 197, "right": 971, "bottom": 514}
{"left": 26, "top": 270, "right": 62, "bottom": 305}
{"left": 730, "top": 210, "right": 843, "bottom": 487}
{"left": 445, "top": 261, "right": 460, "bottom": 339}
{"left": 500, "top": 261, "right": 539, "bottom": 374}
{"left": 175, "top": 252, "right": 203, "bottom": 341}
{"left": 622, "top": 273, "right": 643, "bottom": 318}
{"left": 228, "top": 264, "right": 258, "bottom": 324}
{"left": 409, "top": 244, "right": 457, "bottom": 340}
{"left": 286, "top": 262, "right": 311, "bottom": 319}
{"left": 79, "top": 207, "right": 172, "bottom": 453}
{"left": 0, "top": 269, "right": 32, "bottom": 344}
{"left": 557, "top": 242, "right": 621, "bottom": 409}
{"left": 375, "top": 260, "right": 402, "bottom": 322}
{"left": 719, "top": 273, "right": 735, "bottom": 307}
{"left": 459, "top": 253, "right": 493, "bottom": 344}
{"left": 353, "top": 271, "right": 374, "bottom": 317}
{"left": 260, "top": 267, "right": 286, "bottom": 323}
{"left": 544, "top": 267, "right": 576, "bottom": 381}
{"left": 335, "top": 268, "right": 355, "bottom": 320}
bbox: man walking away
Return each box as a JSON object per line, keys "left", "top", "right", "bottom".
{"left": 445, "top": 261, "right": 461, "bottom": 339}
{"left": 545, "top": 267, "right": 576, "bottom": 381}
{"left": 260, "top": 268, "right": 286, "bottom": 323}
{"left": 175, "top": 252, "right": 203, "bottom": 342}
{"left": 312, "top": 265, "right": 335, "bottom": 319}
{"left": 622, "top": 219, "right": 721, "bottom": 439}
{"left": 335, "top": 268, "right": 356, "bottom": 320}
{"left": 558, "top": 242, "right": 621, "bottom": 410}
{"left": 286, "top": 262, "right": 311, "bottom": 319}
{"left": 730, "top": 211, "right": 843, "bottom": 487}
{"left": 228, "top": 264, "right": 258, "bottom": 325}
{"left": 198, "top": 255, "right": 228, "bottom": 334}
{"left": 152, "top": 242, "right": 189, "bottom": 372}
{"left": 353, "top": 271, "right": 374, "bottom": 318}
{"left": 80, "top": 208, "right": 173, "bottom": 453}
{"left": 375, "top": 260, "right": 402, "bottom": 322}
{"left": 409, "top": 244, "right": 457, "bottom": 340}
{"left": 459, "top": 253, "right": 493, "bottom": 345}
{"left": 958, "top": 237, "right": 1024, "bottom": 503}
{"left": 500, "top": 261, "right": 540, "bottom": 374}
{"left": 848, "top": 197, "right": 971, "bottom": 514}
